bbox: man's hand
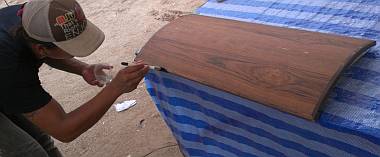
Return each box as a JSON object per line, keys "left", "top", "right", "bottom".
{"left": 81, "top": 64, "right": 113, "bottom": 87}
{"left": 108, "top": 63, "right": 149, "bottom": 94}
{"left": 44, "top": 58, "right": 114, "bottom": 87}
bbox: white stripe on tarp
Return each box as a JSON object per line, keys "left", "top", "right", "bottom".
{"left": 245, "top": 0, "right": 380, "bottom": 14}
{"left": 170, "top": 127, "right": 239, "bottom": 157}
{"left": 198, "top": 13, "right": 352, "bottom": 37}
{"left": 151, "top": 82, "right": 358, "bottom": 157}
{"left": 157, "top": 107, "right": 235, "bottom": 157}
{"left": 375, "top": 22, "right": 380, "bottom": 31}
{"left": 336, "top": 76, "right": 380, "bottom": 98}
{"left": 354, "top": 57, "right": 380, "bottom": 73}
{"left": 154, "top": 110, "right": 189, "bottom": 157}
{"left": 159, "top": 99, "right": 303, "bottom": 157}
{"left": 150, "top": 71, "right": 380, "bottom": 155}
{"left": 202, "top": 2, "right": 377, "bottom": 29}
{"left": 162, "top": 111, "right": 277, "bottom": 157}
{"left": 323, "top": 99, "right": 380, "bottom": 129}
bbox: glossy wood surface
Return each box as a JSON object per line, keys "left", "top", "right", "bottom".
{"left": 136, "top": 15, "right": 376, "bottom": 120}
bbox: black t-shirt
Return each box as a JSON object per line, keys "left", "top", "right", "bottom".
{"left": 0, "top": 5, "right": 52, "bottom": 114}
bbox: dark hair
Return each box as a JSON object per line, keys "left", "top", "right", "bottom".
{"left": 11, "top": 24, "right": 57, "bottom": 49}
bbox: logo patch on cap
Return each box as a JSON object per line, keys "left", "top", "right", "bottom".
{"left": 49, "top": 1, "right": 87, "bottom": 41}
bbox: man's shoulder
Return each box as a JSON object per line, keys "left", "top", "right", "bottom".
{"left": 0, "top": 5, "right": 26, "bottom": 70}
{"left": 0, "top": 4, "right": 23, "bottom": 43}
{"left": 0, "top": 4, "right": 22, "bottom": 42}
{"left": 0, "top": 4, "right": 21, "bottom": 24}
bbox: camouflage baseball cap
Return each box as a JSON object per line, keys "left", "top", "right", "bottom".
{"left": 22, "top": 0, "right": 105, "bottom": 57}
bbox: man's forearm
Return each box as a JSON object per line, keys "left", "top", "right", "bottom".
{"left": 59, "top": 85, "right": 121, "bottom": 142}
{"left": 24, "top": 64, "right": 148, "bottom": 143}
{"left": 44, "top": 58, "right": 88, "bottom": 75}
{"left": 25, "top": 85, "right": 122, "bottom": 143}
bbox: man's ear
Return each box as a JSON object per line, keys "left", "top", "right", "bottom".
{"left": 30, "top": 43, "right": 46, "bottom": 58}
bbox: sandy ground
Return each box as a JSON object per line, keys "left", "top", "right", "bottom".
{"left": 1, "top": 0, "right": 206, "bottom": 156}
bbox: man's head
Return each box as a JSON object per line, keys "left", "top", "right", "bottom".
{"left": 21, "top": 0, "right": 104, "bottom": 59}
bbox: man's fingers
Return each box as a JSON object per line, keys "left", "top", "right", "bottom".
{"left": 92, "top": 80, "right": 104, "bottom": 87}
{"left": 96, "top": 81, "right": 105, "bottom": 87}
{"left": 108, "top": 64, "right": 149, "bottom": 93}
{"left": 116, "top": 65, "right": 148, "bottom": 84}
{"left": 91, "top": 80, "right": 99, "bottom": 85}
{"left": 123, "top": 64, "right": 149, "bottom": 74}
{"left": 122, "top": 64, "right": 146, "bottom": 73}
{"left": 125, "top": 66, "right": 149, "bottom": 80}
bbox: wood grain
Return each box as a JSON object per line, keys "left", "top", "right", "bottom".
{"left": 136, "top": 15, "right": 376, "bottom": 120}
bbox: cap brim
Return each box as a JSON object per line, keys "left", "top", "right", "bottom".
{"left": 53, "top": 20, "right": 105, "bottom": 57}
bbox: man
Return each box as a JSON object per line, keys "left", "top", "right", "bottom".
{"left": 0, "top": 0, "right": 149, "bottom": 156}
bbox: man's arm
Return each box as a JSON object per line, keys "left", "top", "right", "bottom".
{"left": 24, "top": 64, "right": 149, "bottom": 142}
{"left": 44, "top": 58, "right": 112, "bottom": 87}
{"left": 44, "top": 58, "right": 88, "bottom": 75}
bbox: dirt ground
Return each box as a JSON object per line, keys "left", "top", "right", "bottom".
{"left": 1, "top": 0, "right": 206, "bottom": 156}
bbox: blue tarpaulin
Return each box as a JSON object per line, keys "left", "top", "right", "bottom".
{"left": 145, "top": 0, "right": 380, "bottom": 156}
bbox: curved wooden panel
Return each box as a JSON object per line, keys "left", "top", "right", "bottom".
{"left": 136, "top": 15, "right": 376, "bottom": 120}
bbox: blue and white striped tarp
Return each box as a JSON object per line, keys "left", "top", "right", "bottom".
{"left": 144, "top": 0, "right": 380, "bottom": 156}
